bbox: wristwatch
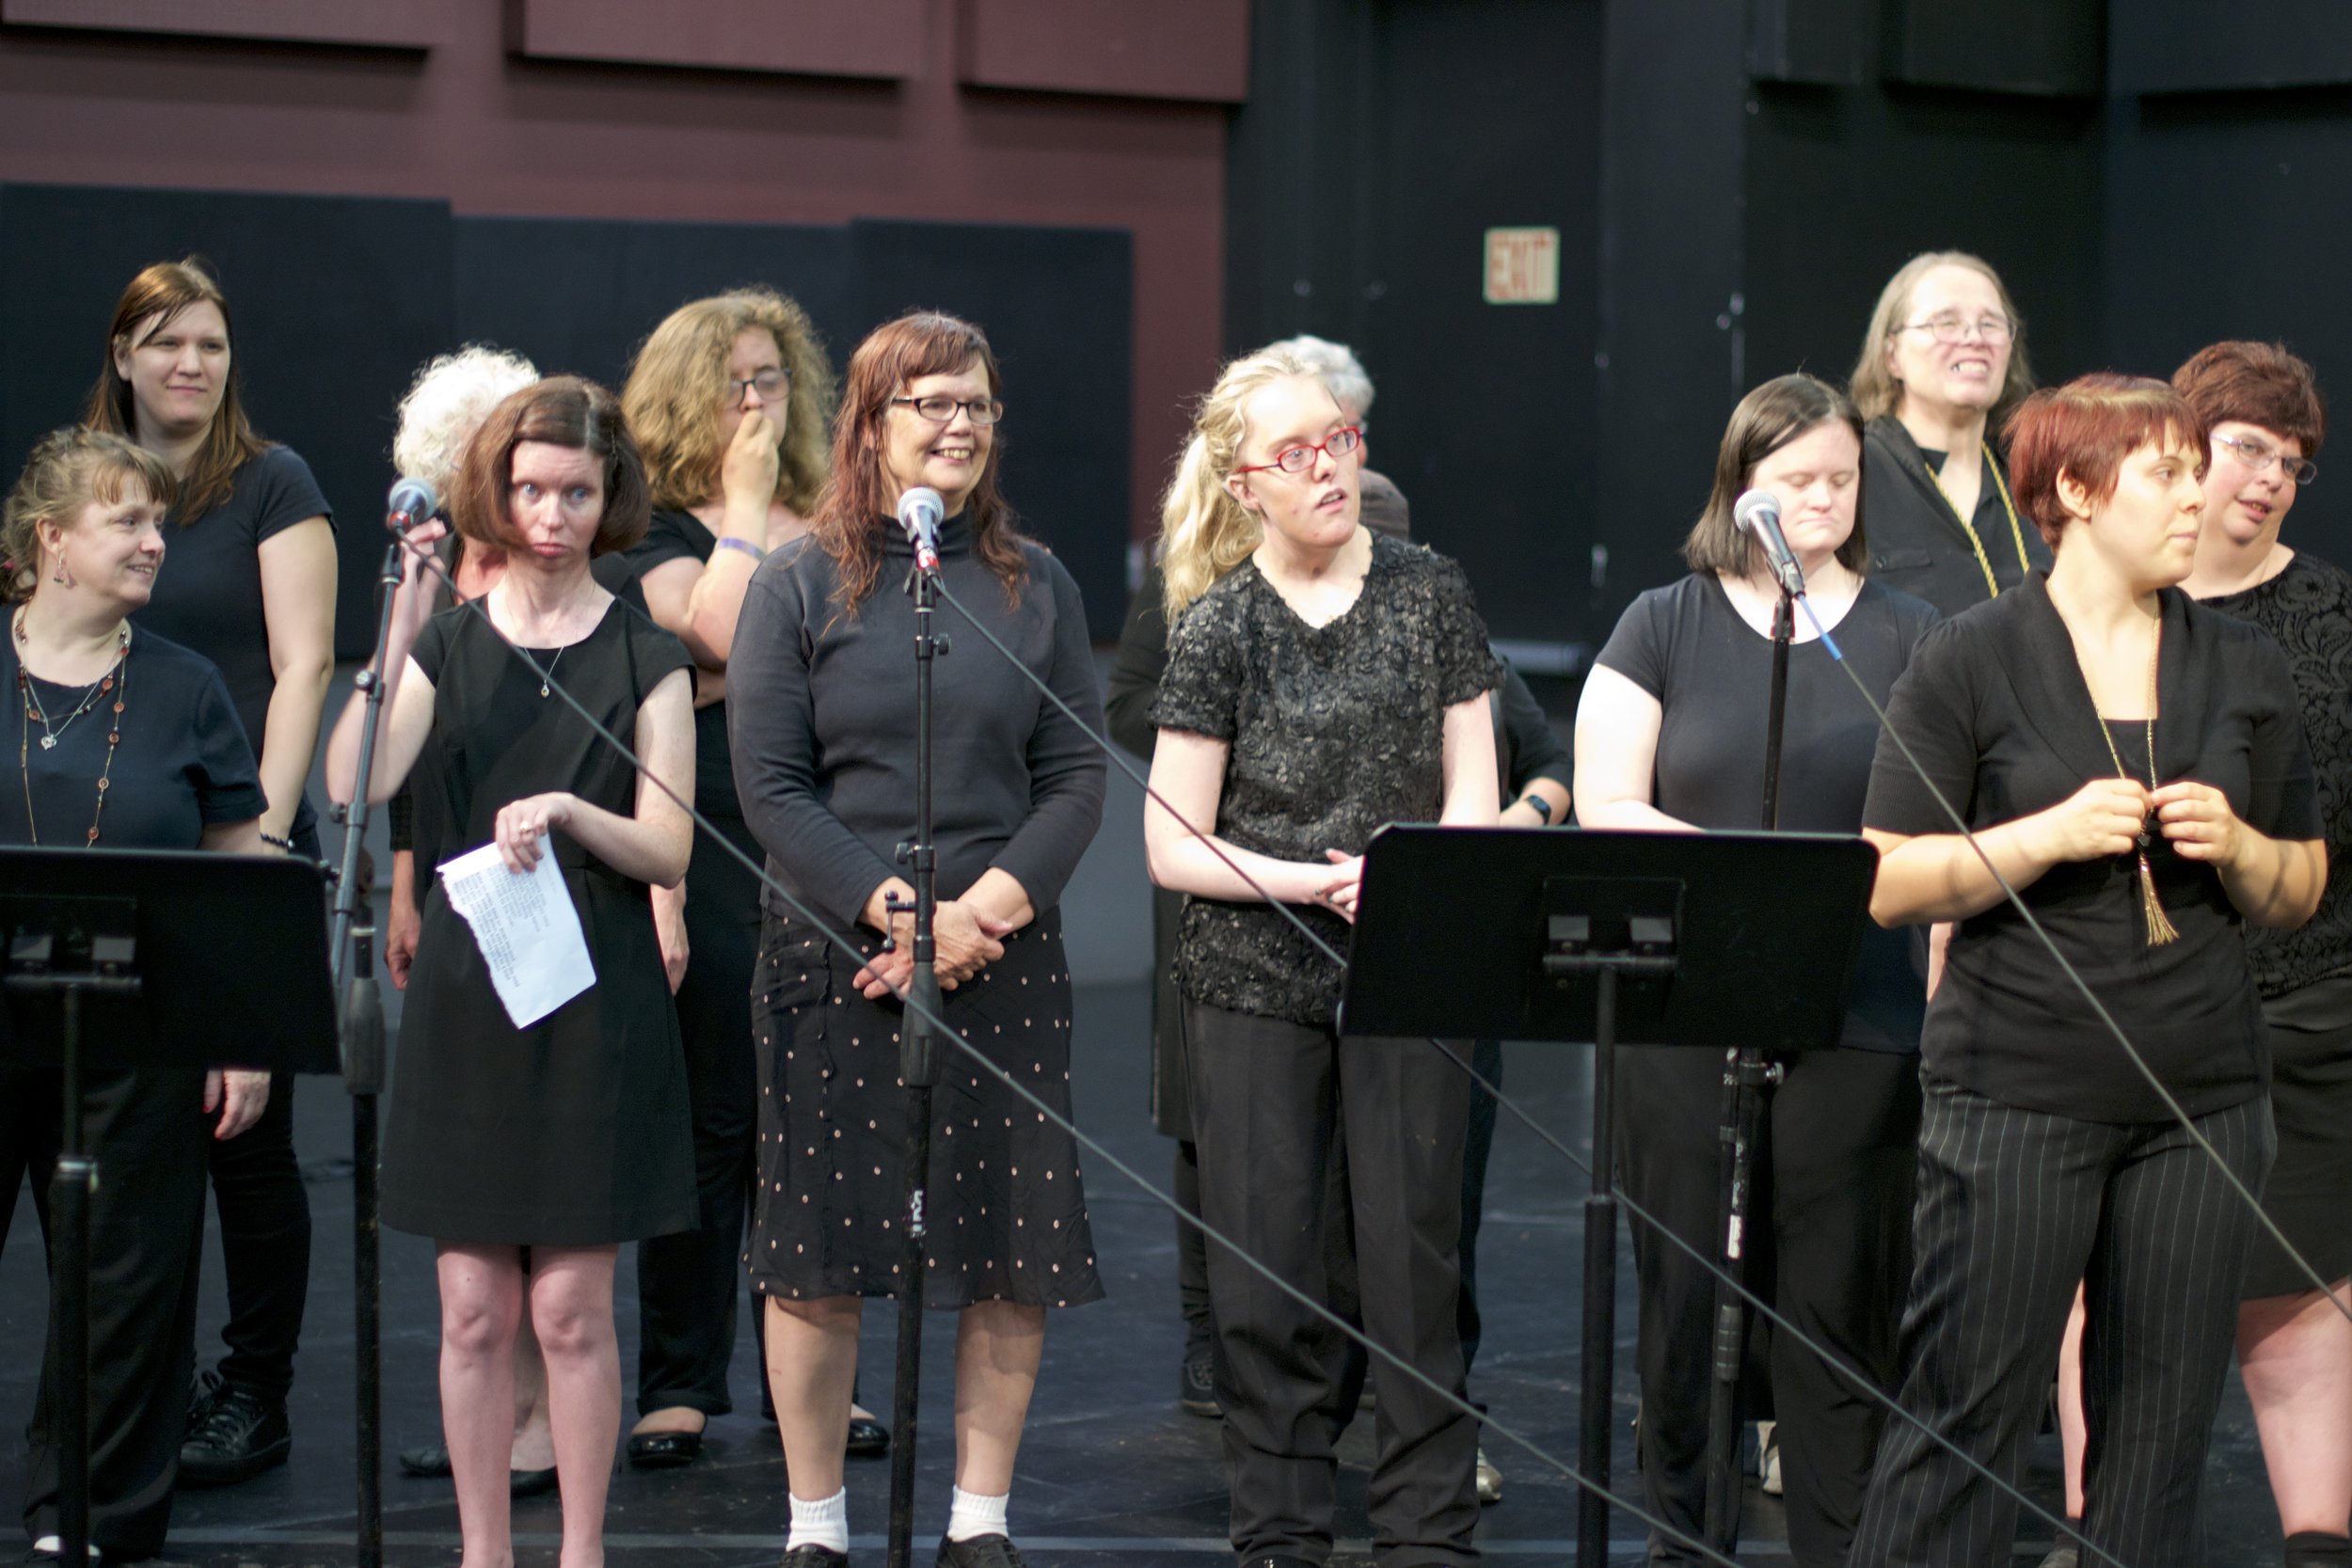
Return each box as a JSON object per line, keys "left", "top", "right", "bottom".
{"left": 1521, "top": 792, "right": 1552, "bottom": 824}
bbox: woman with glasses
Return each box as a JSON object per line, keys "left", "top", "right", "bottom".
{"left": 728, "top": 311, "right": 1106, "bottom": 1568}
{"left": 608, "top": 288, "right": 852, "bottom": 1469}
{"left": 1148, "top": 348, "right": 1501, "bottom": 1568}
{"left": 1574, "top": 373, "right": 1934, "bottom": 1567}
{"left": 1850, "top": 250, "right": 2048, "bottom": 618}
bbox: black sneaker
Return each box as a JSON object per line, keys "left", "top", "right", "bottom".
{"left": 936, "top": 1534, "right": 1028, "bottom": 1568}
{"left": 178, "top": 1382, "right": 291, "bottom": 1486}
{"left": 1180, "top": 1348, "right": 1220, "bottom": 1418}
{"left": 184, "top": 1368, "right": 221, "bottom": 1436}
{"left": 778, "top": 1547, "right": 848, "bottom": 1568}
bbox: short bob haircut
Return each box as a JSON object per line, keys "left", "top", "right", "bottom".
{"left": 1849, "top": 249, "right": 2036, "bottom": 424}
{"left": 2003, "top": 373, "right": 2208, "bottom": 549}
{"left": 2171, "top": 340, "right": 2326, "bottom": 460}
{"left": 3, "top": 428, "right": 177, "bottom": 603}
{"left": 1683, "top": 373, "right": 1868, "bottom": 577}
{"left": 450, "top": 376, "right": 650, "bottom": 558}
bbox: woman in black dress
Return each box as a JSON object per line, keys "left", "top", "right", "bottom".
{"left": 2170, "top": 341, "right": 2352, "bottom": 1565}
{"left": 611, "top": 287, "right": 860, "bottom": 1465}
{"left": 1146, "top": 347, "right": 1501, "bottom": 1568}
{"left": 1573, "top": 373, "right": 1934, "bottom": 1566}
{"left": 326, "top": 377, "right": 698, "bottom": 1568}
{"left": 1849, "top": 250, "right": 2049, "bottom": 618}
{"left": 1851, "top": 374, "right": 2328, "bottom": 1567}
{"left": 83, "top": 257, "right": 338, "bottom": 1482}
{"left": 728, "top": 311, "right": 1105, "bottom": 1568}
{"left": 1, "top": 428, "right": 267, "bottom": 1560}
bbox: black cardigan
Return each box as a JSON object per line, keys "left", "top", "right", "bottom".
{"left": 1863, "top": 415, "right": 2050, "bottom": 619}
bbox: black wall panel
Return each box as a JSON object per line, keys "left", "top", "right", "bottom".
{"left": 2112, "top": 0, "right": 2352, "bottom": 95}
{"left": 0, "top": 182, "right": 455, "bottom": 660}
{"left": 1888, "top": 0, "right": 2104, "bottom": 99}
{"left": 845, "top": 218, "right": 1133, "bottom": 639}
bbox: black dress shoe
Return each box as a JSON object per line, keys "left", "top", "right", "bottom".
{"left": 936, "top": 1535, "right": 1027, "bottom": 1568}
{"left": 845, "top": 1414, "right": 890, "bottom": 1457}
{"left": 1179, "top": 1349, "right": 1219, "bottom": 1418}
{"left": 178, "top": 1383, "right": 290, "bottom": 1486}
{"left": 626, "top": 1428, "right": 704, "bottom": 1469}
{"left": 398, "top": 1444, "right": 559, "bottom": 1496}
{"left": 779, "top": 1546, "right": 848, "bottom": 1568}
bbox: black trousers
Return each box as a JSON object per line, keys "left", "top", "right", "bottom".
{"left": 1184, "top": 1000, "right": 1478, "bottom": 1568}
{"left": 1457, "top": 1037, "right": 1502, "bottom": 1383}
{"left": 200, "top": 1071, "right": 311, "bottom": 1401}
{"left": 1851, "top": 1077, "right": 2273, "bottom": 1568}
{"left": 635, "top": 819, "right": 761, "bottom": 1416}
{"left": 6, "top": 1062, "right": 210, "bottom": 1559}
{"left": 1617, "top": 1044, "right": 1921, "bottom": 1568}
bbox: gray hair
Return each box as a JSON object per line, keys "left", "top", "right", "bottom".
{"left": 392, "top": 345, "right": 541, "bottom": 495}
{"left": 1261, "top": 334, "right": 1375, "bottom": 420}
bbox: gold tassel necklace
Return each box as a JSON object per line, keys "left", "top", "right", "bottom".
{"left": 2093, "top": 621, "right": 2180, "bottom": 946}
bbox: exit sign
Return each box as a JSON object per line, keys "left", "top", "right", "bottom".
{"left": 1484, "top": 227, "right": 1560, "bottom": 305}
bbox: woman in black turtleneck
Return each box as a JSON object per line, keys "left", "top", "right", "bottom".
{"left": 1850, "top": 249, "right": 2049, "bottom": 618}
{"left": 726, "top": 311, "right": 1106, "bottom": 1568}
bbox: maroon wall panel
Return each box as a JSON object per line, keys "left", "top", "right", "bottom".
{"left": 961, "top": 0, "right": 1248, "bottom": 103}
{"left": 1, "top": 0, "right": 440, "bottom": 49}
{"left": 512, "top": 0, "right": 925, "bottom": 80}
{"left": 0, "top": 0, "right": 1223, "bottom": 547}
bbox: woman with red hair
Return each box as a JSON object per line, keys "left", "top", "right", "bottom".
{"left": 727, "top": 311, "right": 1106, "bottom": 1568}
{"left": 1850, "top": 374, "right": 2327, "bottom": 1565}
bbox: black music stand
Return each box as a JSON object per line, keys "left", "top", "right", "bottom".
{"left": 1338, "top": 825, "right": 1878, "bottom": 1568}
{"left": 1, "top": 848, "right": 336, "bottom": 1567}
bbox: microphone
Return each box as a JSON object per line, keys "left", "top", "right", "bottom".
{"left": 386, "top": 476, "right": 439, "bottom": 534}
{"left": 898, "top": 486, "right": 945, "bottom": 572}
{"left": 1732, "top": 488, "right": 1806, "bottom": 599}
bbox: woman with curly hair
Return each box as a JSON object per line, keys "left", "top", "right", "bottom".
{"left": 610, "top": 288, "right": 854, "bottom": 1466}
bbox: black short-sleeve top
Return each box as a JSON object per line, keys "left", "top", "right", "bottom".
{"left": 1596, "top": 573, "right": 1941, "bottom": 1052}
{"left": 1863, "top": 570, "right": 2323, "bottom": 1122}
{"left": 2201, "top": 551, "right": 2352, "bottom": 997}
{"left": 3, "top": 625, "right": 265, "bottom": 849}
{"left": 134, "top": 446, "right": 335, "bottom": 833}
{"left": 727, "top": 512, "right": 1107, "bottom": 932}
{"left": 601, "top": 507, "right": 743, "bottom": 825}
{"left": 1151, "top": 532, "right": 1504, "bottom": 1028}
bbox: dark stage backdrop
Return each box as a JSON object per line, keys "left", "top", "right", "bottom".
{"left": 0, "top": 186, "right": 1134, "bottom": 657}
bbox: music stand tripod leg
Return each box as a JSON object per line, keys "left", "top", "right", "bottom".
{"left": 1578, "top": 967, "right": 1620, "bottom": 1568}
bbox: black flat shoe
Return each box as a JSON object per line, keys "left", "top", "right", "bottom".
{"left": 626, "top": 1429, "right": 704, "bottom": 1469}
{"left": 779, "top": 1546, "right": 849, "bottom": 1568}
{"left": 509, "top": 1465, "right": 559, "bottom": 1497}
{"left": 398, "top": 1445, "right": 561, "bottom": 1496}
{"left": 845, "top": 1414, "right": 890, "bottom": 1457}
{"left": 937, "top": 1535, "right": 1026, "bottom": 1568}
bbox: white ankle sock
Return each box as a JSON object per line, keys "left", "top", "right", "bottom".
{"left": 946, "top": 1484, "right": 1009, "bottom": 1543}
{"left": 787, "top": 1487, "right": 849, "bottom": 1554}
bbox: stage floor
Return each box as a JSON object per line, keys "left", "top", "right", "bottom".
{"left": 0, "top": 984, "right": 2289, "bottom": 1565}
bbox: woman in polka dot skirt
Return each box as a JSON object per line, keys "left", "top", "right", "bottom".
{"left": 727, "top": 311, "right": 1108, "bottom": 1568}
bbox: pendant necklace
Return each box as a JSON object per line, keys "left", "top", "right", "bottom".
{"left": 14, "top": 610, "right": 132, "bottom": 847}
{"left": 529, "top": 642, "right": 564, "bottom": 698}
{"left": 2092, "top": 622, "right": 2180, "bottom": 946}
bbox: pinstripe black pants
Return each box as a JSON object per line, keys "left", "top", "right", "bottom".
{"left": 1850, "top": 1075, "right": 2273, "bottom": 1568}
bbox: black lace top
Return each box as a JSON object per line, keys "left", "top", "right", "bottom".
{"left": 1151, "top": 532, "right": 1503, "bottom": 1026}
{"left": 2202, "top": 550, "right": 2352, "bottom": 997}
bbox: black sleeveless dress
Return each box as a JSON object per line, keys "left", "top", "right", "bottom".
{"left": 381, "top": 598, "right": 698, "bottom": 1246}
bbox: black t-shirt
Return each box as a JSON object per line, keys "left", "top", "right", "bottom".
{"left": 1597, "top": 573, "right": 1941, "bottom": 1051}
{"left": 1, "top": 625, "right": 265, "bottom": 848}
{"left": 1864, "top": 571, "right": 2322, "bottom": 1122}
{"left": 2201, "top": 551, "right": 2352, "bottom": 997}
{"left": 133, "top": 445, "right": 335, "bottom": 837}
{"left": 602, "top": 508, "right": 739, "bottom": 823}
{"left": 1151, "top": 533, "right": 1503, "bottom": 1027}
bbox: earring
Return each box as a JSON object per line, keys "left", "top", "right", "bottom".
{"left": 51, "top": 556, "right": 75, "bottom": 589}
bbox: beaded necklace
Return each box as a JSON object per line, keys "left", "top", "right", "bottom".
{"left": 13, "top": 608, "right": 131, "bottom": 847}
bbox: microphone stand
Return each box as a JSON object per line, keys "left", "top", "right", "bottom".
{"left": 326, "top": 527, "right": 409, "bottom": 1568}
{"left": 886, "top": 550, "right": 946, "bottom": 1568}
{"left": 1700, "top": 579, "right": 1793, "bottom": 1549}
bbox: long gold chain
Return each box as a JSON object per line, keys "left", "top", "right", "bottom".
{"left": 1926, "top": 442, "right": 2036, "bottom": 598}
{"left": 2090, "top": 622, "right": 2179, "bottom": 945}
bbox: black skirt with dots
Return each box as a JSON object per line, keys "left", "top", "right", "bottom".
{"left": 746, "top": 907, "right": 1104, "bottom": 1310}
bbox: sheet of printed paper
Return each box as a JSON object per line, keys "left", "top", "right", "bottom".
{"left": 436, "top": 841, "right": 596, "bottom": 1027}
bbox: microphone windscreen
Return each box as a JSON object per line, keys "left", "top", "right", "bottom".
{"left": 1732, "top": 487, "right": 1780, "bottom": 538}
{"left": 386, "top": 475, "right": 439, "bottom": 530}
{"left": 897, "top": 486, "right": 945, "bottom": 536}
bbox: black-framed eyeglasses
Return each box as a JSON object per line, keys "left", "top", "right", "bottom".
{"left": 2216, "top": 433, "right": 2318, "bottom": 485}
{"left": 728, "top": 369, "right": 791, "bottom": 404}
{"left": 1232, "top": 425, "right": 1364, "bottom": 477}
{"left": 1895, "top": 312, "right": 2015, "bottom": 346}
{"left": 891, "top": 394, "right": 1004, "bottom": 426}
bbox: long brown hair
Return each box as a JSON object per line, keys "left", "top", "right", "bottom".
{"left": 82, "top": 258, "right": 267, "bottom": 522}
{"left": 622, "top": 287, "right": 835, "bottom": 515}
{"left": 1683, "top": 373, "right": 1869, "bottom": 576}
{"left": 812, "top": 312, "right": 1026, "bottom": 613}
{"left": 450, "top": 377, "right": 651, "bottom": 558}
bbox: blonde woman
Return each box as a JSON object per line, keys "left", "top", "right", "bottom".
{"left": 1850, "top": 249, "right": 2046, "bottom": 616}
{"left": 1145, "top": 350, "right": 1501, "bottom": 1568}
{"left": 610, "top": 287, "right": 853, "bottom": 1465}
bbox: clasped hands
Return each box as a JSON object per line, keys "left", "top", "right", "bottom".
{"left": 853, "top": 882, "right": 1017, "bottom": 1001}
{"left": 1308, "top": 849, "right": 1364, "bottom": 923}
{"left": 2039, "top": 777, "right": 2246, "bottom": 866}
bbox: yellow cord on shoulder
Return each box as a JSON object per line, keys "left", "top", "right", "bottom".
{"left": 1925, "top": 442, "right": 2033, "bottom": 597}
